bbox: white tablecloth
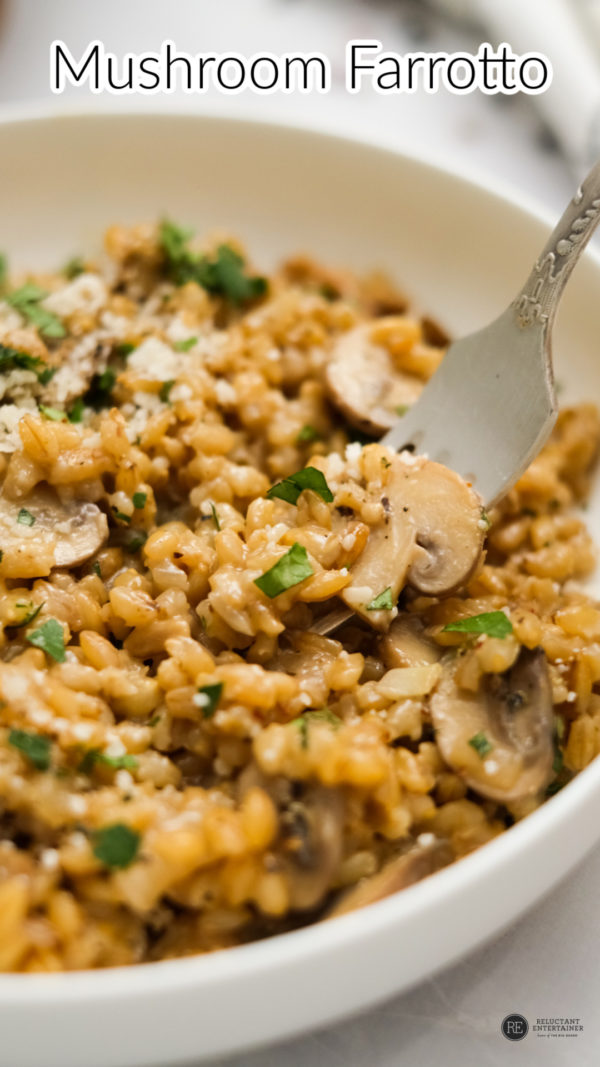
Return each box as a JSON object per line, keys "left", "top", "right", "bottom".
{"left": 0, "top": 2, "right": 596, "bottom": 1064}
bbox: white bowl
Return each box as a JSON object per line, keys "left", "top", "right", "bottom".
{"left": 1, "top": 108, "right": 599, "bottom": 1067}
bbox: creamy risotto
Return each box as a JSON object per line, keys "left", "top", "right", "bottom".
{"left": 0, "top": 221, "right": 598, "bottom": 971}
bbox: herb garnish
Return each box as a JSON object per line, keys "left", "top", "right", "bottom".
{"left": 0, "top": 342, "right": 43, "bottom": 375}
{"left": 296, "top": 425, "right": 321, "bottom": 444}
{"left": 132, "top": 491, "right": 147, "bottom": 509}
{"left": 17, "top": 508, "right": 35, "bottom": 526}
{"left": 10, "top": 601, "right": 43, "bottom": 628}
{"left": 79, "top": 749, "right": 138, "bottom": 775}
{"left": 116, "top": 342, "right": 135, "bottom": 358}
{"left": 127, "top": 532, "right": 147, "bottom": 553}
{"left": 210, "top": 503, "right": 221, "bottom": 531}
{"left": 85, "top": 368, "right": 116, "bottom": 410}
{"left": 112, "top": 507, "right": 131, "bottom": 524}
{"left": 295, "top": 709, "right": 341, "bottom": 749}
{"left": 26, "top": 618, "right": 66, "bottom": 662}
{"left": 266, "top": 467, "right": 333, "bottom": 506}
{"left": 39, "top": 404, "right": 67, "bottom": 422}
{"left": 92, "top": 823, "right": 141, "bottom": 869}
{"left": 468, "top": 732, "right": 493, "bottom": 758}
{"left": 159, "top": 379, "right": 175, "bottom": 403}
{"left": 195, "top": 682, "right": 223, "bottom": 719}
{"left": 395, "top": 404, "right": 410, "bottom": 416}
{"left": 92, "top": 561, "right": 102, "bottom": 578}
{"left": 7, "top": 284, "right": 66, "bottom": 340}
{"left": 37, "top": 366, "right": 56, "bottom": 385}
{"left": 443, "top": 611, "right": 513, "bottom": 639}
{"left": 64, "top": 256, "right": 85, "bottom": 279}
{"left": 367, "top": 587, "right": 394, "bottom": 612}
{"left": 9, "top": 728, "right": 51, "bottom": 771}
{"left": 174, "top": 337, "right": 197, "bottom": 352}
{"left": 254, "top": 543, "right": 314, "bottom": 598}
{"left": 159, "top": 221, "right": 267, "bottom": 305}
{"left": 68, "top": 397, "right": 85, "bottom": 423}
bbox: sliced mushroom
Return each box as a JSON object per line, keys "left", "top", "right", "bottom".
{"left": 381, "top": 614, "right": 441, "bottom": 669}
{"left": 239, "top": 767, "right": 344, "bottom": 912}
{"left": 429, "top": 647, "right": 555, "bottom": 803}
{"left": 328, "top": 838, "right": 452, "bottom": 917}
{"left": 326, "top": 322, "right": 424, "bottom": 435}
{"left": 0, "top": 486, "right": 108, "bottom": 578}
{"left": 341, "top": 454, "right": 484, "bottom": 629}
{"left": 279, "top": 784, "right": 345, "bottom": 910}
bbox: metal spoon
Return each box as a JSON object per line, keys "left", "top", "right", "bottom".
{"left": 314, "top": 160, "right": 600, "bottom": 637}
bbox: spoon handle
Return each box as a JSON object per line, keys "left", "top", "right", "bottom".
{"left": 514, "top": 159, "right": 600, "bottom": 330}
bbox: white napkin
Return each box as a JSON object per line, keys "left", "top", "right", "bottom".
{"left": 431, "top": 0, "right": 600, "bottom": 172}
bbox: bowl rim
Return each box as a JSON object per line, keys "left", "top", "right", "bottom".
{"left": 0, "top": 103, "right": 597, "bottom": 1004}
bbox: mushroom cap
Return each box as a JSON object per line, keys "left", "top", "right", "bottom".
{"left": 341, "top": 454, "right": 485, "bottom": 629}
{"left": 328, "top": 838, "right": 452, "bottom": 917}
{"left": 380, "top": 614, "right": 441, "bottom": 669}
{"left": 403, "top": 458, "right": 485, "bottom": 596}
{"left": 238, "top": 767, "right": 344, "bottom": 911}
{"left": 429, "top": 647, "right": 555, "bottom": 803}
{"left": 0, "top": 486, "right": 108, "bottom": 578}
{"left": 326, "top": 322, "right": 423, "bottom": 435}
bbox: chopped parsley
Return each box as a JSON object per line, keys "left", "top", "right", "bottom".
{"left": 0, "top": 341, "right": 43, "bottom": 375}
{"left": 92, "top": 561, "right": 102, "bottom": 578}
{"left": 9, "top": 728, "right": 51, "bottom": 771}
{"left": 210, "top": 503, "right": 221, "bottom": 531}
{"left": 7, "top": 283, "right": 66, "bottom": 340}
{"left": 295, "top": 709, "right": 341, "bottom": 749}
{"left": 468, "top": 732, "right": 493, "bottom": 759}
{"left": 68, "top": 397, "right": 85, "bottom": 423}
{"left": 395, "top": 404, "right": 410, "bottom": 416}
{"left": 115, "top": 342, "right": 135, "bottom": 358}
{"left": 127, "top": 532, "right": 147, "bottom": 553}
{"left": 64, "top": 256, "right": 85, "bottom": 279}
{"left": 195, "top": 682, "right": 223, "bottom": 719}
{"left": 85, "top": 368, "right": 116, "bottom": 410}
{"left": 443, "top": 611, "right": 513, "bottom": 640}
{"left": 546, "top": 776, "right": 568, "bottom": 797}
{"left": 112, "top": 507, "right": 131, "bottom": 524}
{"left": 26, "top": 618, "right": 66, "bottom": 662}
{"left": 92, "top": 823, "right": 141, "bottom": 869}
{"left": 319, "top": 283, "right": 339, "bottom": 301}
{"left": 266, "top": 467, "right": 334, "bottom": 506}
{"left": 37, "top": 366, "right": 56, "bottom": 386}
{"left": 17, "top": 508, "right": 35, "bottom": 527}
{"left": 132, "top": 491, "right": 147, "bottom": 509}
{"left": 80, "top": 749, "right": 138, "bottom": 775}
{"left": 174, "top": 337, "right": 197, "bottom": 352}
{"left": 159, "top": 379, "right": 175, "bottom": 404}
{"left": 554, "top": 714, "right": 566, "bottom": 742}
{"left": 10, "top": 601, "right": 43, "bottom": 628}
{"left": 296, "top": 425, "right": 321, "bottom": 444}
{"left": 39, "top": 404, "right": 67, "bottom": 422}
{"left": 254, "top": 543, "right": 314, "bottom": 598}
{"left": 367, "top": 587, "right": 394, "bottom": 612}
{"left": 480, "top": 508, "right": 492, "bottom": 529}
{"left": 159, "top": 221, "right": 267, "bottom": 305}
